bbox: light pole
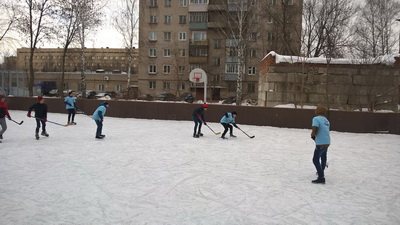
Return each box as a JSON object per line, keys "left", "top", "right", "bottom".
{"left": 397, "top": 19, "right": 400, "bottom": 54}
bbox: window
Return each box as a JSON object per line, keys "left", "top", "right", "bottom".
{"left": 250, "top": 32, "right": 258, "bottom": 41}
{"left": 214, "top": 39, "right": 222, "bottom": 49}
{"left": 178, "top": 66, "right": 185, "bottom": 73}
{"left": 165, "top": 0, "right": 171, "bottom": 7}
{"left": 269, "top": 0, "right": 276, "bottom": 5}
{"left": 179, "top": 32, "right": 186, "bottom": 41}
{"left": 267, "top": 32, "right": 275, "bottom": 41}
{"left": 192, "top": 31, "right": 207, "bottom": 41}
{"left": 149, "top": 81, "right": 156, "bottom": 89}
{"left": 163, "top": 48, "right": 171, "bottom": 57}
{"left": 248, "top": 83, "right": 256, "bottom": 93}
{"left": 213, "top": 57, "right": 220, "bottom": 66}
{"left": 190, "top": 46, "right": 208, "bottom": 57}
{"left": 163, "top": 65, "right": 171, "bottom": 74}
{"left": 250, "top": 49, "right": 256, "bottom": 58}
{"left": 226, "top": 64, "right": 238, "bottom": 73}
{"left": 150, "top": 15, "right": 157, "bottom": 23}
{"left": 164, "top": 32, "right": 171, "bottom": 41}
{"left": 268, "top": 16, "right": 273, "bottom": 23}
{"left": 179, "top": 82, "right": 185, "bottom": 90}
{"left": 98, "top": 84, "right": 105, "bottom": 92}
{"left": 286, "top": 0, "right": 293, "bottom": 5}
{"left": 149, "top": 32, "right": 157, "bottom": 41}
{"left": 164, "top": 15, "right": 171, "bottom": 24}
{"left": 150, "top": 0, "right": 157, "bottom": 7}
{"left": 149, "top": 65, "right": 157, "bottom": 74}
{"left": 179, "top": 0, "right": 187, "bottom": 7}
{"left": 179, "top": 49, "right": 186, "bottom": 57}
{"left": 163, "top": 81, "right": 170, "bottom": 89}
{"left": 189, "top": 12, "right": 208, "bottom": 23}
{"left": 179, "top": 15, "right": 187, "bottom": 24}
{"left": 149, "top": 48, "right": 157, "bottom": 57}
{"left": 248, "top": 66, "right": 256, "bottom": 75}
{"left": 116, "top": 84, "right": 123, "bottom": 92}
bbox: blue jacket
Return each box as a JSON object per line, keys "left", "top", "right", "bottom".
{"left": 220, "top": 112, "right": 238, "bottom": 127}
{"left": 92, "top": 103, "right": 107, "bottom": 121}
{"left": 64, "top": 96, "right": 76, "bottom": 110}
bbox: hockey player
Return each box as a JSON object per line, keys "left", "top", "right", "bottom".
{"left": 192, "top": 104, "right": 208, "bottom": 138}
{"left": 64, "top": 91, "right": 77, "bottom": 125}
{"left": 92, "top": 102, "right": 109, "bottom": 139}
{"left": 27, "top": 96, "right": 49, "bottom": 140}
{"left": 220, "top": 111, "right": 238, "bottom": 139}
{"left": 0, "top": 95, "right": 11, "bottom": 143}
{"left": 310, "top": 106, "right": 331, "bottom": 184}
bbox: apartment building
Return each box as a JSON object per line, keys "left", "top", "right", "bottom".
{"left": 138, "top": 0, "right": 303, "bottom": 102}
{"left": 16, "top": 47, "right": 139, "bottom": 74}
{"left": 12, "top": 47, "right": 139, "bottom": 96}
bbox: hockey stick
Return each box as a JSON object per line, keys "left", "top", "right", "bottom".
{"left": 76, "top": 109, "right": 92, "bottom": 118}
{"left": 31, "top": 117, "right": 69, "bottom": 127}
{"left": 237, "top": 127, "right": 255, "bottom": 139}
{"left": 199, "top": 119, "right": 221, "bottom": 135}
{"left": 10, "top": 119, "right": 24, "bottom": 125}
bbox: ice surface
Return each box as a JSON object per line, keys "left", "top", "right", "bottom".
{"left": 1, "top": 111, "right": 399, "bottom": 225}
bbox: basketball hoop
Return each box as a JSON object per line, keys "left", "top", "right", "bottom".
{"left": 193, "top": 72, "right": 202, "bottom": 83}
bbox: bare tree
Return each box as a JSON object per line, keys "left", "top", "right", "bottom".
{"left": 260, "top": 0, "right": 303, "bottom": 55}
{"left": 112, "top": 0, "right": 138, "bottom": 97}
{"left": 302, "top": 0, "right": 355, "bottom": 58}
{"left": 352, "top": 0, "right": 400, "bottom": 58}
{"left": 0, "top": 0, "right": 21, "bottom": 45}
{"left": 53, "top": 0, "right": 81, "bottom": 97}
{"left": 17, "top": 0, "right": 55, "bottom": 96}
{"left": 211, "top": 0, "right": 260, "bottom": 105}
{"left": 75, "top": 0, "right": 103, "bottom": 97}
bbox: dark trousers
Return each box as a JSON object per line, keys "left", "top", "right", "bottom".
{"left": 35, "top": 118, "right": 46, "bottom": 134}
{"left": 95, "top": 120, "right": 103, "bottom": 137}
{"left": 313, "top": 146, "right": 329, "bottom": 178}
{"left": 221, "top": 123, "right": 233, "bottom": 137}
{"left": 192, "top": 116, "right": 202, "bottom": 135}
{"left": 67, "top": 109, "right": 75, "bottom": 123}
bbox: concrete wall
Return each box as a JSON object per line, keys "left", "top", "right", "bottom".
{"left": 6, "top": 97, "right": 400, "bottom": 135}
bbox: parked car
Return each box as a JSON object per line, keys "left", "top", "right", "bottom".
{"left": 77, "top": 90, "right": 97, "bottom": 99}
{"left": 95, "top": 92, "right": 111, "bottom": 99}
{"left": 222, "top": 96, "right": 236, "bottom": 104}
{"left": 180, "top": 93, "right": 194, "bottom": 103}
{"left": 156, "top": 93, "right": 176, "bottom": 101}
{"left": 137, "top": 94, "right": 153, "bottom": 101}
{"left": 47, "top": 89, "right": 60, "bottom": 97}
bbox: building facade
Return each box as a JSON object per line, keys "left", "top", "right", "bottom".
{"left": 138, "top": 0, "right": 303, "bottom": 102}
{"left": 11, "top": 47, "right": 139, "bottom": 97}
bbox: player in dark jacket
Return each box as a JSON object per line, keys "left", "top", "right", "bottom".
{"left": 27, "top": 96, "right": 48, "bottom": 140}
{"left": 192, "top": 104, "right": 208, "bottom": 138}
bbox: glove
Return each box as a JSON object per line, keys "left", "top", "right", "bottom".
{"left": 311, "top": 136, "right": 316, "bottom": 141}
{"left": 27, "top": 113, "right": 31, "bottom": 118}
{"left": 196, "top": 115, "right": 201, "bottom": 119}
{"left": 204, "top": 122, "right": 207, "bottom": 125}
{"left": 6, "top": 115, "right": 11, "bottom": 120}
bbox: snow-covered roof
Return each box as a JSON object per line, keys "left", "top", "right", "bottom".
{"left": 263, "top": 51, "right": 399, "bottom": 66}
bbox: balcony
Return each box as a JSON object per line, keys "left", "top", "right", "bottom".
{"left": 189, "top": 22, "right": 208, "bottom": 30}
{"left": 208, "top": 4, "right": 225, "bottom": 11}
{"left": 188, "top": 3, "right": 208, "bottom": 12}
{"left": 189, "top": 39, "right": 209, "bottom": 46}
{"left": 226, "top": 39, "right": 239, "bottom": 47}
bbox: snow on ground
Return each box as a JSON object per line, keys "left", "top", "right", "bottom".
{"left": 1, "top": 110, "right": 400, "bottom": 225}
